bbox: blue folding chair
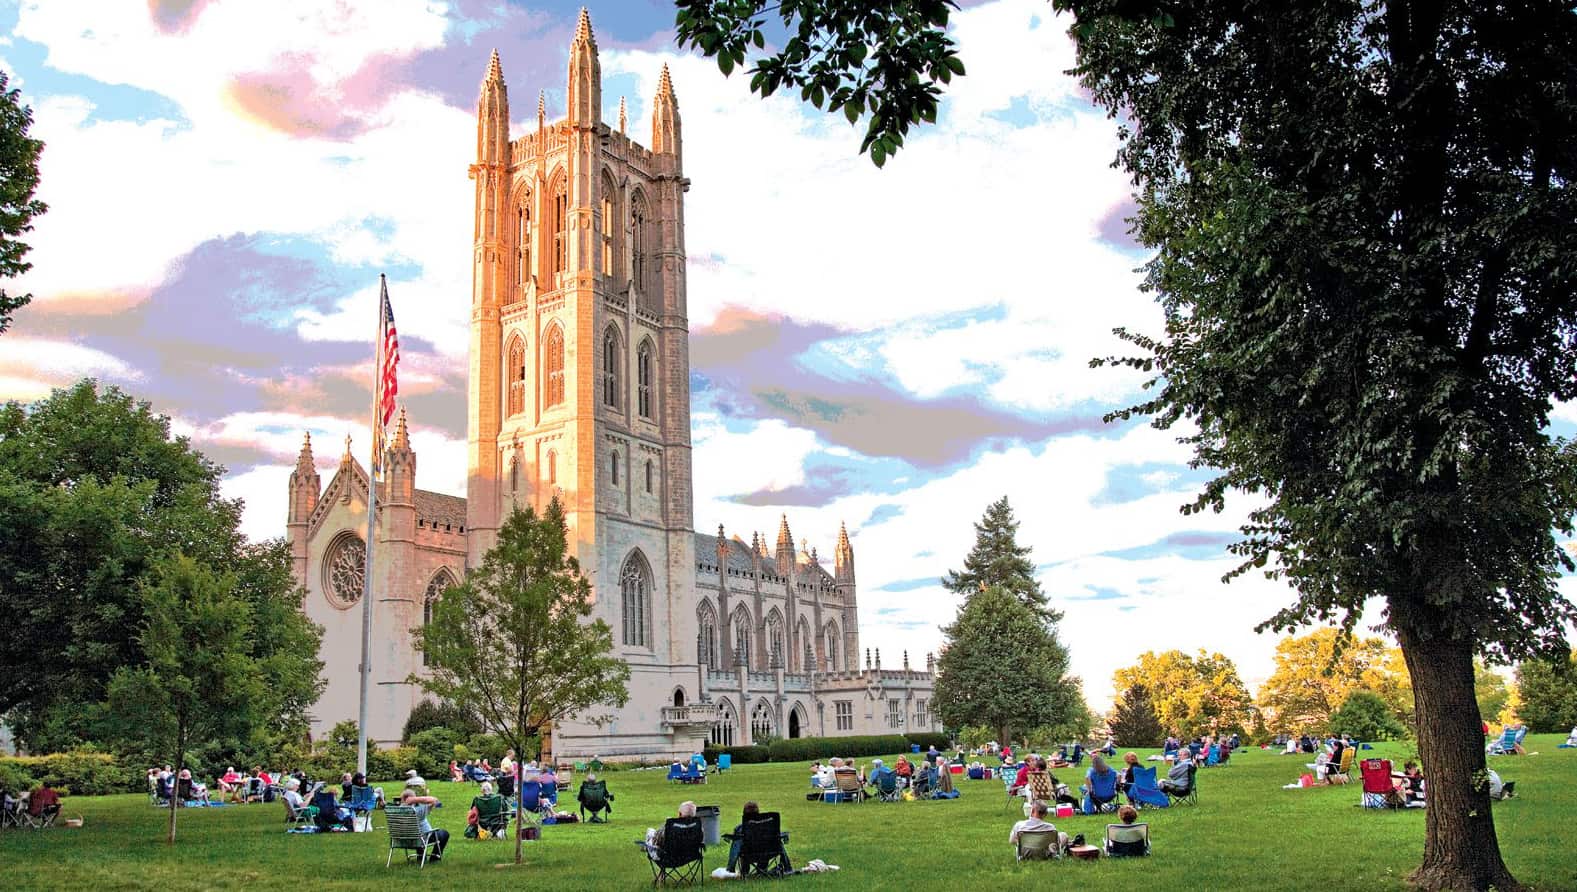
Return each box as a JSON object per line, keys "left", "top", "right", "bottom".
{"left": 1083, "top": 766, "right": 1120, "bottom": 814}
{"left": 348, "top": 784, "right": 378, "bottom": 831}
{"left": 1126, "top": 765, "right": 1169, "bottom": 809}
{"left": 718, "top": 754, "right": 733, "bottom": 772}
{"left": 666, "top": 763, "right": 685, "bottom": 782}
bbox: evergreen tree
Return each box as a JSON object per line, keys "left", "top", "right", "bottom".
{"left": 1108, "top": 682, "right": 1165, "bottom": 747}
{"left": 931, "top": 586, "right": 1079, "bottom": 745}
{"left": 941, "top": 497, "right": 1056, "bottom": 618}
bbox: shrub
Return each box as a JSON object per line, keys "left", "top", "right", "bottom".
{"left": 0, "top": 762, "right": 36, "bottom": 795}
{"left": 767, "top": 735, "right": 911, "bottom": 763}
{"left": 407, "top": 728, "right": 462, "bottom": 777}
{"left": 702, "top": 744, "right": 769, "bottom": 764}
{"left": 384, "top": 746, "right": 420, "bottom": 779}
{"left": 1330, "top": 690, "right": 1408, "bottom": 742}
{"left": 0, "top": 753, "right": 138, "bottom": 796}
{"left": 402, "top": 700, "right": 482, "bottom": 742}
{"left": 904, "top": 732, "right": 952, "bottom": 752}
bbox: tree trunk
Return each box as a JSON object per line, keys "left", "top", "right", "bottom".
{"left": 1395, "top": 624, "right": 1518, "bottom": 891}
{"left": 513, "top": 762, "right": 524, "bottom": 865}
{"left": 167, "top": 734, "right": 183, "bottom": 846}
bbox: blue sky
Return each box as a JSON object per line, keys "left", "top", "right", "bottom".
{"left": 4, "top": 0, "right": 1573, "bottom": 706}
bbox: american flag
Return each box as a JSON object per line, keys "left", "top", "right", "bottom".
{"left": 371, "top": 277, "right": 400, "bottom": 477}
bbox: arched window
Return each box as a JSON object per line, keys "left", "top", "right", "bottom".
{"left": 797, "top": 619, "right": 812, "bottom": 671}
{"left": 602, "top": 326, "right": 622, "bottom": 409}
{"left": 637, "top": 339, "right": 654, "bottom": 419}
{"left": 824, "top": 622, "right": 840, "bottom": 672}
{"left": 631, "top": 192, "right": 649, "bottom": 294}
{"left": 422, "top": 569, "right": 457, "bottom": 666}
{"left": 765, "top": 609, "right": 784, "bottom": 668}
{"left": 697, "top": 601, "right": 718, "bottom": 670}
{"left": 620, "top": 551, "right": 651, "bottom": 647}
{"left": 550, "top": 175, "right": 568, "bottom": 279}
{"left": 644, "top": 459, "right": 654, "bottom": 494}
{"left": 600, "top": 171, "right": 618, "bottom": 278}
{"left": 515, "top": 197, "right": 531, "bottom": 290}
{"left": 751, "top": 701, "right": 775, "bottom": 740}
{"left": 673, "top": 688, "right": 686, "bottom": 707}
{"left": 543, "top": 325, "right": 565, "bottom": 408}
{"left": 611, "top": 450, "right": 620, "bottom": 486}
{"left": 546, "top": 449, "right": 557, "bottom": 485}
{"left": 731, "top": 607, "right": 752, "bottom": 668}
{"left": 712, "top": 699, "right": 737, "bottom": 747}
{"left": 509, "top": 455, "right": 519, "bottom": 493}
{"left": 506, "top": 336, "right": 526, "bottom": 417}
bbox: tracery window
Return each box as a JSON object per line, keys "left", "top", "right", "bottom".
{"left": 765, "top": 610, "right": 785, "bottom": 668}
{"left": 602, "top": 326, "right": 622, "bottom": 409}
{"left": 637, "top": 339, "right": 654, "bottom": 419}
{"left": 550, "top": 176, "right": 568, "bottom": 278}
{"left": 507, "top": 337, "right": 526, "bottom": 416}
{"left": 323, "top": 533, "right": 366, "bottom": 608}
{"left": 422, "top": 569, "right": 457, "bottom": 666}
{"left": 543, "top": 325, "right": 565, "bottom": 408}
{"left": 631, "top": 193, "right": 649, "bottom": 294}
{"left": 823, "top": 622, "right": 840, "bottom": 672}
{"left": 751, "top": 702, "right": 775, "bottom": 740}
{"left": 621, "top": 552, "right": 651, "bottom": 647}
{"left": 600, "top": 173, "right": 618, "bottom": 278}
{"left": 732, "top": 608, "right": 752, "bottom": 667}
{"left": 711, "top": 699, "right": 736, "bottom": 747}
{"left": 697, "top": 602, "right": 718, "bottom": 670}
{"left": 515, "top": 200, "right": 531, "bottom": 290}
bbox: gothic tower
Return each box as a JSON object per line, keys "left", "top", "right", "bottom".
{"left": 465, "top": 14, "right": 696, "bottom": 749}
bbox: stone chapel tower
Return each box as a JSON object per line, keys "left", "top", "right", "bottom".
{"left": 465, "top": 13, "right": 699, "bottom": 752}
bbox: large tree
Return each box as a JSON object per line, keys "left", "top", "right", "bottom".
{"left": 931, "top": 585, "right": 1080, "bottom": 745}
{"left": 415, "top": 500, "right": 630, "bottom": 865}
{"left": 1112, "top": 650, "right": 1256, "bottom": 739}
{"left": 1256, "top": 628, "right": 1394, "bottom": 735}
{"left": 0, "top": 71, "right": 46, "bottom": 334}
{"left": 941, "top": 496, "right": 1055, "bottom": 617}
{"left": 1511, "top": 651, "right": 1577, "bottom": 732}
{"left": 1107, "top": 681, "right": 1165, "bottom": 747}
{"left": 104, "top": 555, "right": 266, "bottom": 844}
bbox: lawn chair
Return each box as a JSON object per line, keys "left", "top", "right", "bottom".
{"left": 0, "top": 792, "right": 25, "bottom": 829}
{"left": 1000, "top": 765, "right": 1024, "bottom": 812}
{"left": 282, "top": 796, "right": 317, "bottom": 830}
{"left": 578, "top": 778, "right": 613, "bottom": 822}
{"left": 636, "top": 816, "right": 705, "bottom": 886}
{"left": 1360, "top": 759, "right": 1399, "bottom": 808}
{"left": 1083, "top": 768, "right": 1120, "bottom": 814}
{"left": 1015, "top": 829, "right": 1063, "bottom": 861}
{"left": 1126, "top": 765, "right": 1169, "bottom": 809}
{"left": 1330, "top": 747, "right": 1357, "bottom": 784}
{"left": 1488, "top": 727, "right": 1519, "bottom": 755}
{"left": 1019, "top": 770, "right": 1054, "bottom": 816}
{"left": 469, "top": 793, "right": 510, "bottom": 839}
{"left": 1104, "top": 822, "right": 1150, "bottom": 857}
{"left": 1206, "top": 745, "right": 1220, "bottom": 767}
{"left": 1164, "top": 764, "right": 1198, "bottom": 807}
{"left": 384, "top": 805, "right": 439, "bottom": 867}
{"left": 718, "top": 754, "right": 732, "bottom": 773}
{"left": 347, "top": 785, "right": 377, "bottom": 832}
{"left": 520, "top": 780, "right": 554, "bottom": 821}
{"left": 726, "top": 811, "right": 792, "bottom": 878}
{"left": 872, "top": 768, "right": 901, "bottom": 802}
{"left": 832, "top": 767, "right": 866, "bottom": 803}
{"left": 555, "top": 762, "right": 574, "bottom": 792}
{"left": 22, "top": 800, "right": 60, "bottom": 830}
{"left": 666, "top": 763, "right": 685, "bottom": 783}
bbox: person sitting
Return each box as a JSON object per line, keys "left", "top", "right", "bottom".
{"left": 1162, "top": 737, "right": 1180, "bottom": 759}
{"left": 650, "top": 800, "right": 696, "bottom": 854}
{"left": 537, "top": 764, "right": 557, "bottom": 790}
{"left": 339, "top": 772, "right": 354, "bottom": 801}
{"left": 894, "top": 755, "right": 914, "bottom": 784}
{"left": 1487, "top": 769, "right": 1516, "bottom": 801}
{"left": 403, "top": 769, "right": 428, "bottom": 797}
{"left": 176, "top": 769, "right": 209, "bottom": 804}
{"left": 724, "top": 801, "right": 781, "bottom": 874}
{"left": 400, "top": 789, "right": 449, "bottom": 861}
{"left": 576, "top": 772, "right": 613, "bottom": 822}
{"left": 1283, "top": 736, "right": 1300, "bottom": 755}
{"left": 282, "top": 777, "right": 307, "bottom": 816}
{"left": 1010, "top": 800, "right": 1070, "bottom": 859}
{"left": 1393, "top": 761, "right": 1426, "bottom": 806}
{"left": 1105, "top": 805, "right": 1149, "bottom": 857}
{"left": 1010, "top": 756, "right": 1034, "bottom": 796}
{"left": 1082, "top": 754, "right": 1119, "bottom": 812}
{"left": 812, "top": 759, "right": 836, "bottom": 789}
{"left": 480, "top": 758, "right": 494, "bottom": 775}
{"left": 449, "top": 760, "right": 463, "bottom": 783}
{"left": 932, "top": 756, "right": 955, "bottom": 795}
{"left": 467, "top": 781, "right": 509, "bottom": 839}
{"left": 218, "top": 766, "right": 243, "bottom": 800}
{"left": 311, "top": 784, "right": 355, "bottom": 832}
{"left": 1118, "top": 752, "right": 1140, "bottom": 796}
{"left": 1300, "top": 734, "right": 1317, "bottom": 754}
{"left": 1323, "top": 737, "right": 1347, "bottom": 783}
{"left": 1158, "top": 757, "right": 1193, "bottom": 796}
{"left": 1561, "top": 726, "right": 1577, "bottom": 749}
{"left": 27, "top": 781, "right": 62, "bottom": 823}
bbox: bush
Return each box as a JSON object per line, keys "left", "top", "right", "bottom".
{"left": 767, "top": 735, "right": 911, "bottom": 763}
{"left": 702, "top": 744, "right": 769, "bottom": 764}
{"left": 904, "top": 732, "right": 952, "bottom": 752}
{"left": 1330, "top": 690, "right": 1408, "bottom": 742}
{"left": 0, "top": 753, "right": 139, "bottom": 796}
{"left": 384, "top": 746, "right": 420, "bottom": 779}
{"left": 0, "top": 762, "right": 36, "bottom": 795}
{"left": 402, "top": 700, "right": 482, "bottom": 742}
{"left": 407, "top": 728, "right": 462, "bottom": 778}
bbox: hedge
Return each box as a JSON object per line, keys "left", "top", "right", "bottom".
{"left": 905, "top": 732, "right": 952, "bottom": 751}
{"left": 702, "top": 744, "right": 769, "bottom": 764}
{"left": 767, "top": 735, "right": 911, "bottom": 763}
{"left": 0, "top": 753, "right": 139, "bottom": 796}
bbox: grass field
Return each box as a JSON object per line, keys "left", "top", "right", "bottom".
{"left": 2, "top": 736, "right": 1573, "bottom": 891}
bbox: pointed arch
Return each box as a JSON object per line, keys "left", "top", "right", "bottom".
{"left": 750, "top": 698, "right": 776, "bottom": 740}
{"left": 788, "top": 702, "right": 808, "bottom": 739}
{"left": 823, "top": 620, "right": 841, "bottom": 672}
{"left": 644, "top": 458, "right": 654, "bottom": 494}
{"left": 599, "top": 169, "right": 619, "bottom": 278}
{"left": 509, "top": 453, "right": 519, "bottom": 493}
{"left": 601, "top": 324, "right": 623, "bottom": 410}
{"left": 711, "top": 697, "right": 737, "bottom": 747}
{"left": 729, "top": 603, "right": 753, "bottom": 668}
{"left": 546, "top": 449, "right": 557, "bottom": 485}
{"left": 630, "top": 188, "right": 651, "bottom": 299}
{"left": 636, "top": 337, "right": 655, "bottom": 420}
{"left": 506, "top": 333, "right": 527, "bottom": 417}
{"left": 542, "top": 323, "right": 565, "bottom": 408}
{"left": 697, "top": 599, "right": 719, "bottom": 670}
{"left": 796, "top": 617, "right": 812, "bottom": 672}
{"left": 514, "top": 188, "right": 533, "bottom": 292}
{"left": 548, "top": 169, "right": 568, "bottom": 279}
{"left": 765, "top": 607, "right": 785, "bottom": 668}
{"left": 422, "top": 568, "right": 458, "bottom": 666}
{"left": 620, "top": 549, "right": 652, "bottom": 648}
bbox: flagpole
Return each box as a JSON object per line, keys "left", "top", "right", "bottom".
{"left": 356, "top": 274, "right": 386, "bottom": 776}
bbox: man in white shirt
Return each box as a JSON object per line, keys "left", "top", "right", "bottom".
{"left": 1009, "top": 801, "right": 1069, "bottom": 856}
{"left": 282, "top": 778, "right": 305, "bottom": 812}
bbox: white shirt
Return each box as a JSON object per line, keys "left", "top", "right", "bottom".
{"left": 1010, "top": 816, "right": 1059, "bottom": 844}
{"left": 283, "top": 790, "right": 304, "bottom": 810}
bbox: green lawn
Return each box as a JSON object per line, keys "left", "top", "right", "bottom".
{"left": 3, "top": 736, "right": 1573, "bottom": 891}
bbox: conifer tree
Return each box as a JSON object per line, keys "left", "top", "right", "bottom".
{"left": 1108, "top": 682, "right": 1165, "bottom": 747}
{"left": 942, "top": 497, "right": 1056, "bottom": 619}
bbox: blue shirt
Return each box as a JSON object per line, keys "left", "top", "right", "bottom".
{"left": 412, "top": 803, "right": 434, "bottom": 834}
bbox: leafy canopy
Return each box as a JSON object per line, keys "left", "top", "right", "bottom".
{"left": 0, "top": 71, "right": 47, "bottom": 334}
{"left": 1112, "top": 649, "right": 1256, "bottom": 739}
{"left": 1329, "top": 690, "right": 1408, "bottom": 742}
{"left": 1510, "top": 651, "right": 1577, "bottom": 733}
{"left": 1256, "top": 628, "right": 1400, "bottom": 735}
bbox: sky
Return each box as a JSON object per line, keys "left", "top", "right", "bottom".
{"left": 3, "top": 0, "right": 1574, "bottom": 710}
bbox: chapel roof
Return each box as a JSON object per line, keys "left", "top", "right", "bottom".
{"left": 693, "top": 532, "right": 758, "bottom": 574}
{"left": 415, "top": 489, "right": 467, "bottom": 529}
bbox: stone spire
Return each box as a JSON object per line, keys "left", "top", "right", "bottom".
{"left": 834, "top": 521, "right": 855, "bottom": 583}
{"left": 476, "top": 49, "right": 509, "bottom": 164}
{"left": 295, "top": 431, "right": 315, "bottom": 474}
{"left": 485, "top": 47, "right": 502, "bottom": 84}
{"left": 287, "top": 432, "right": 321, "bottom": 525}
{"left": 651, "top": 62, "right": 681, "bottom": 158}
{"left": 566, "top": 7, "right": 601, "bottom": 128}
{"left": 775, "top": 514, "right": 794, "bottom": 575}
{"left": 342, "top": 434, "right": 354, "bottom": 465}
{"left": 392, "top": 407, "right": 411, "bottom": 451}
{"left": 618, "top": 96, "right": 627, "bottom": 134}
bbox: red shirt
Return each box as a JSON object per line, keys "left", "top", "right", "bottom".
{"left": 29, "top": 787, "right": 60, "bottom": 815}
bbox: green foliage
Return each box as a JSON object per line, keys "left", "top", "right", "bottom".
{"left": 406, "top": 728, "right": 462, "bottom": 779}
{"left": 932, "top": 586, "right": 1082, "bottom": 744}
{"left": 401, "top": 699, "right": 482, "bottom": 742}
{"left": 0, "top": 761, "right": 35, "bottom": 795}
{"left": 383, "top": 746, "right": 420, "bottom": 779}
{"left": 700, "top": 744, "right": 768, "bottom": 764}
{"left": 0, "top": 71, "right": 47, "bottom": 334}
{"left": 1329, "top": 691, "right": 1409, "bottom": 742}
{"left": 0, "top": 752, "right": 138, "bottom": 796}
{"left": 955, "top": 725, "right": 995, "bottom": 749}
{"left": 1475, "top": 662, "right": 1512, "bottom": 726}
{"left": 904, "top": 732, "right": 951, "bottom": 751}
{"left": 673, "top": 0, "right": 964, "bottom": 166}
{"left": 1108, "top": 682, "right": 1165, "bottom": 747}
{"left": 1512, "top": 651, "right": 1577, "bottom": 732}
{"left": 766, "top": 735, "right": 911, "bottom": 763}
{"left": 1256, "top": 629, "right": 1399, "bottom": 735}
{"left": 941, "top": 497, "right": 1056, "bottom": 618}
{"left": 1113, "top": 650, "right": 1256, "bottom": 739}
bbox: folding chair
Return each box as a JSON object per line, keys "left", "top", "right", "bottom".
{"left": 0, "top": 793, "right": 26, "bottom": 829}
{"left": 1164, "top": 764, "right": 1198, "bottom": 807}
{"left": 282, "top": 797, "right": 318, "bottom": 830}
{"left": 347, "top": 785, "right": 377, "bottom": 832}
{"left": 556, "top": 761, "right": 574, "bottom": 793}
{"left": 1104, "top": 822, "right": 1150, "bottom": 857}
{"left": 1330, "top": 747, "right": 1357, "bottom": 784}
{"left": 1015, "top": 829, "right": 1063, "bottom": 861}
{"left": 1360, "top": 758, "right": 1398, "bottom": 808}
{"left": 1126, "top": 765, "right": 1169, "bottom": 809}
{"left": 872, "top": 769, "right": 901, "bottom": 802}
{"left": 22, "top": 802, "right": 60, "bottom": 830}
{"left": 832, "top": 768, "right": 865, "bottom": 803}
{"left": 1083, "top": 767, "right": 1120, "bottom": 814}
{"left": 384, "top": 806, "right": 438, "bottom": 867}
{"left": 718, "top": 754, "right": 732, "bottom": 773}
{"left": 520, "top": 780, "right": 554, "bottom": 821}
{"left": 666, "top": 763, "right": 685, "bottom": 783}
{"left": 578, "top": 778, "right": 613, "bottom": 822}
{"left": 1018, "top": 770, "right": 1054, "bottom": 816}
{"left": 726, "top": 812, "right": 792, "bottom": 878}
{"left": 1487, "top": 727, "right": 1519, "bottom": 755}
{"left": 636, "top": 816, "right": 705, "bottom": 886}
{"left": 470, "top": 793, "right": 510, "bottom": 839}
{"left": 1000, "top": 765, "right": 1024, "bottom": 812}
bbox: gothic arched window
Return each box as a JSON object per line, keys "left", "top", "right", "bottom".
{"left": 602, "top": 326, "right": 622, "bottom": 409}
{"left": 751, "top": 701, "right": 775, "bottom": 740}
{"left": 422, "top": 568, "right": 457, "bottom": 666}
{"left": 600, "top": 171, "right": 618, "bottom": 278}
{"left": 631, "top": 192, "right": 649, "bottom": 295}
{"left": 507, "top": 336, "right": 526, "bottom": 417}
{"left": 824, "top": 622, "right": 840, "bottom": 672}
{"left": 509, "top": 455, "right": 519, "bottom": 493}
{"left": 731, "top": 607, "right": 752, "bottom": 668}
{"left": 543, "top": 325, "right": 565, "bottom": 408}
{"left": 711, "top": 698, "right": 737, "bottom": 747}
{"left": 546, "top": 449, "right": 557, "bottom": 485}
{"left": 515, "top": 196, "right": 531, "bottom": 291}
{"left": 620, "top": 551, "right": 651, "bottom": 647}
{"left": 797, "top": 619, "right": 812, "bottom": 671}
{"left": 637, "top": 339, "right": 654, "bottom": 419}
{"left": 323, "top": 532, "right": 366, "bottom": 609}
{"left": 765, "top": 609, "right": 785, "bottom": 668}
{"left": 550, "top": 174, "right": 568, "bottom": 279}
{"left": 697, "top": 601, "right": 718, "bottom": 670}
{"left": 644, "top": 459, "right": 654, "bottom": 494}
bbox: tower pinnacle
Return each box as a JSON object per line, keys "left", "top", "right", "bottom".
{"left": 652, "top": 62, "right": 681, "bottom": 157}
{"left": 393, "top": 407, "right": 411, "bottom": 450}
{"left": 485, "top": 48, "right": 503, "bottom": 84}
{"left": 296, "top": 431, "right": 315, "bottom": 472}
{"left": 566, "top": 7, "right": 601, "bottom": 127}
